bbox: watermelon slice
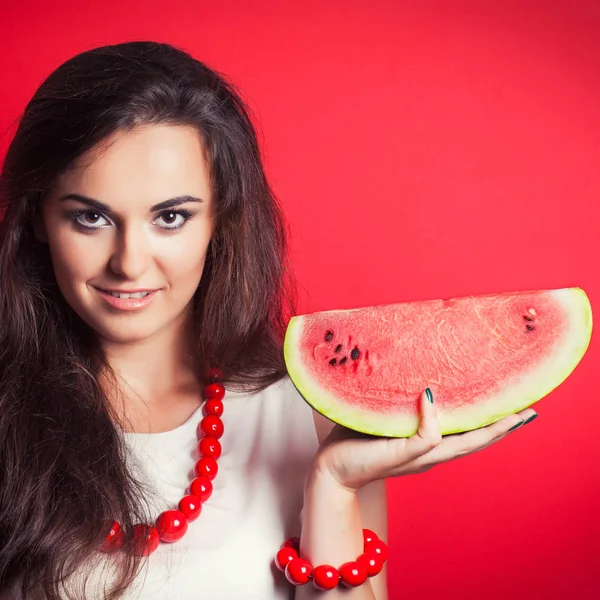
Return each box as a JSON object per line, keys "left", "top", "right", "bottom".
{"left": 284, "top": 288, "right": 592, "bottom": 437}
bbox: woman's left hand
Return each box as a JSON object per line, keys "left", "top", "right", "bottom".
{"left": 314, "top": 388, "right": 538, "bottom": 492}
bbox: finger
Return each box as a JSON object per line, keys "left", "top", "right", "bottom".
{"left": 406, "top": 388, "right": 443, "bottom": 453}
{"left": 512, "top": 408, "right": 539, "bottom": 428}
{"left": 437, "top": 408, "right": 539, "bottom": 459}
{"left": 488, "top": 408, "right": 539, "bottom": 442}
{"left": 484, "top": 408, "right": 539, "bottom": 438}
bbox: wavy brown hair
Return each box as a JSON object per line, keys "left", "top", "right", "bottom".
{"left": 0, "top": 41, "right": 297, "bottom": 599}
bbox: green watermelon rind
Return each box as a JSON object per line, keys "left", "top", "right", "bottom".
{"left": 284, "top": 288, "right": 593, "bottom": 437}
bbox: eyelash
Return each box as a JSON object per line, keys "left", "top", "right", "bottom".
{"left": 68, "top": 209, "right": 195, "bottom": 232}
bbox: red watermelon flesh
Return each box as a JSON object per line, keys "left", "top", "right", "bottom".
{"left": 284, "top": 288, "right": 592, "bottom": 437}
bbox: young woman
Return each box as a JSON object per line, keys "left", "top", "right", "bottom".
{"left": 0, "top": 41, "right": 536, "bottom": 599}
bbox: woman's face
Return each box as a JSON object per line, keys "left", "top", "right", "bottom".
{"left": 36, "top": 124, "right": 215, "bottom": 345}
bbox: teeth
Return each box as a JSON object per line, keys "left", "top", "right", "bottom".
{"left": 109, "top": 291, "right": 151, "bottom": 299}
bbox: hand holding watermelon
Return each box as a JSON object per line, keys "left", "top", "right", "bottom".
{"left": 313, "top": 389, "right": 538, "bottom": 491}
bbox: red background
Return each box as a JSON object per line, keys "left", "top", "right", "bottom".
{"left": 1, "top": 1, "right": 599, "bottom": 598}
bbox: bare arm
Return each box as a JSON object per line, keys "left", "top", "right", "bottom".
{"left": 293, "top": 412, "right": 389, "bottom": 600}
{"left": 295, "top": 387, "right": 536, "bottom": 599}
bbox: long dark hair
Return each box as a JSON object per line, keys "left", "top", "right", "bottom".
{"left": 0, "top": 41, "right": 297, "bottom": 599}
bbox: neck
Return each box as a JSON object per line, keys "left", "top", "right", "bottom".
{"left": 99, "top": 316, "right": 202, "bottom": 430}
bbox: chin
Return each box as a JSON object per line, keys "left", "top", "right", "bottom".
{"left": 89, "top": 322, "right": 167, "bottom": 345}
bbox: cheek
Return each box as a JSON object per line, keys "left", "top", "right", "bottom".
{"left": 155, "top": 226, "right": 213, "bottom": 282}
{"left": 162, "top": 240, "right": 209, "bottom": 281}
{"left": 49, "top": 229, "right": 107, "bottom": 285}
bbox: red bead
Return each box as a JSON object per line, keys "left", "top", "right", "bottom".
{"left": 199, "top": 415, "right": 224, "bottom": 438}
{"left": 357, "top": 551, "right": 385, "bottom": 577}
{"left": 207, "top": 367, "right": 223, "bottom": 382}
{"left": 100, "top": 520, "right": 123, "bottom": 552}
{"left": 198, "top": 436, "right": 222, "bottom": 459}
{"left": 132, "top": 524, "right": 160, "bottom": 556}
{"left": 282, "top": 537, "right": 300, "bottom": 552}
{"left": 205, "top": 383, "right": 225, "bottom": 401}
{"left": 203, "top": 398, "right": 224, "bottom": 417}
{"left": 156, "top": 510, "right": 188, "bottom": 543}
{"left": 285, "top": 557, "right": 313, "bottom": 585}
{"left": 178, "top": 495, "right": 203, "bottom": 521}
{"left": 194, "top": 456, "right": 218, "bottom": 480}
{"left": 339, "top": 561, "right": 368, "bottom": 587}
{"left": 364, "top": 538, "right": 388, "bottom": 562}
{"left": 312, "top": 564, "right": 339, "bottom": 590}
{"left": 275, "top": 547, "right": 298, "bottom": 571}
{"left": 190, "top": 477, "right": 213, "bottom": 502}
{"left": 362, "top": 528, "right": 379, "bottom": 548}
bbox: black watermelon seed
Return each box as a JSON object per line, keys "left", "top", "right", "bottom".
{"left": 351, "top": 347, "right": 360, "bottom": 360}
{"left": 329, "top": 358, "right": 337, "bottom": 366}
{"left": 325, "top": 330, "right": 333, "bottom": 341}
{"left": 334, "top": 344, "right": 342, "bottom": 353}
{"left": 526, "top": 324, "right": 535, "bottom": 331}
{"left": 339, "top": 356, "right": 348, "bottom": 365}
{"left": 523, "top": 315, "right": 534, "bottom": 322}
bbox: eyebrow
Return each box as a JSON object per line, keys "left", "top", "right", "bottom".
{"left": 58, "top": 193, "right": 203, "bottom": 213}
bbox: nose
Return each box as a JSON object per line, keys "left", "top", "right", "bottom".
{"left": 109, "top": 223, "right": 152, "bottom": 280}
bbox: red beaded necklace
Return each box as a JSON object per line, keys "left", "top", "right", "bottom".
{"left": 100, "top": 368, "right": 225, "bottom": 557}
{"left": 98, "top": 368, "right": 389, "bottom": 592}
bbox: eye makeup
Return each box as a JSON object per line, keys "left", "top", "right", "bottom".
{"left": 65, "top": 208, "right": 197, "bottom": 232}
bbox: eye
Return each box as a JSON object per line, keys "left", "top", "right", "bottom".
{"left": 73, "top": 211, "right": 110, "bottom": 229}
{"left": 154, "top": 210, "right": 192, "bottom": 230}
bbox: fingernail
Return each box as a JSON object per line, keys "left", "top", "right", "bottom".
{"left": 523, "top": 413, "right": 538, "bottom": 425}
{"left": 425, "top": 388, "right": 434, "bottom": 403}
{"left": 508, "top": 420, "right": 524, "bottom": 432}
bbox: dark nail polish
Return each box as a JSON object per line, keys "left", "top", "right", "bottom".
{"left": 524, "top": 413, "right": 538, "bottom": 425}
{"left": 508, "top": 420, "right": 524, "bottom": 432}
{"left": 425, "top": 388, "right": 433, "bottom": 403}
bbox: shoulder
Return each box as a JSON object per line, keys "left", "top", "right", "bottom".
{"left": 259, "top": 375, "right": 336, "bottom": 439}
{"left": 268, "top": 376, "right": 349, "bottom": 453}
{"left": 260, "top": 374, "right": 315, "bottom": 414}
{"left": 238, "top": 374, "right": 321, "bottom": 456}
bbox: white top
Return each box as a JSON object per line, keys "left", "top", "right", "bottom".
{"left": 3, "top": 376, "right": 320, "bottom": 599}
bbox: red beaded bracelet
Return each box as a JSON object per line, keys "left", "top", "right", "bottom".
{"left": 275, "top": 529, "right": 388, "bottom": 590}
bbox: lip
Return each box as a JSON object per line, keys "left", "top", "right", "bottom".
{"left": 94, "top": 287, "right": 160, "bottom": 311}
